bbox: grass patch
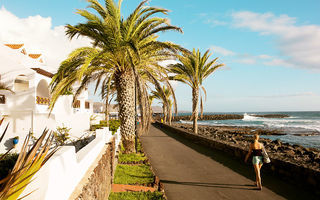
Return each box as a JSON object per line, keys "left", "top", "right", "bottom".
{"left": 109, "top": 191, "right": 165, "bottom": 200}
{"left": 114, "top": 164, "right": 154, "bottom": 185}
{"left": 119, "top": 153, "right": 147, "bottom": 163}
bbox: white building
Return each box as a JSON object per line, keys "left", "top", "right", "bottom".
{"left": 0, "top": 43, "right": 93, "bottom": 153}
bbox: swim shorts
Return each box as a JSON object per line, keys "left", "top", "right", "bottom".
{"left": 252, "top": 156, "right": 263, "bottom": 165}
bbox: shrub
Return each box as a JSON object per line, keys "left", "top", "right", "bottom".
{"left": 108, "top": 120, "right": 120, "bottom": 134}
{"left": 53, "top": 124, "right": 71, "bottom": 146}
{"left": 0, "top": 153, "right": 18, "bottom": 180}
{"left": 90, "top": 120, "right": 120, "bottom": 134}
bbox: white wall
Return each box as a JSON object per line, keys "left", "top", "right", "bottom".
{"left": 0, "top": 71, "right": 93, "bottom": 153}
{"left": 90, "top": 113, "right": 106, "bottom": 125}
{"left": 0, "top": 111, "right": 57, "bottom": 153}
{"left": 19, "top": 128, "right": 121, "bottom": 200}
{"left": 52, "top": 95, "right": 91, "bottom": 139}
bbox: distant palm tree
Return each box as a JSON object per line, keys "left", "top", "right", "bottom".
{"left": 151, "top": 85, "right": 174, "bottom": 125}
{"left": 50, "top": 0, "right": 183, "bottom": 153}
{"left": 101, "top": 79, "right": 117, "bottom": 125}
{"left": 169, "top": 48, "right": 224, "bottom": 134}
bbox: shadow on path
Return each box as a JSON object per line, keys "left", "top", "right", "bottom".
{"left": 151, "top": 124, "right": 318, "bottom": 200}
{"left": 161, "top": 179, "right": 257, "bottom": 191}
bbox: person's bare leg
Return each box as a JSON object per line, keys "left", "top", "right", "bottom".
{"left": 258, "top": 163, "right": 263, "bottom": 189}
{"left": 253, "top": 164, "right": 262, "bottom": 190}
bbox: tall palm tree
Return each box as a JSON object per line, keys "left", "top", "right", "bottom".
{"left": 50, "top": 0, "right": 183, "bottom": 153}
{"left": 169, "top": 48, "right": 224, "bottom": 134}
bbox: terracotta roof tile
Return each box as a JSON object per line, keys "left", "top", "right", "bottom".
{"left": 28, "top": 54, "right": 42, "bottom": 59}
{"left": 5, "top": 44, "right": 24, "bottom": 49}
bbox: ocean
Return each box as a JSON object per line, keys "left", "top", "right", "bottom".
{"left": 177, "top": 111, "right": 320, "bottom": 149}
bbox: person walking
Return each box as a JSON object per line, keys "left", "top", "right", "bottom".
{"left": 245, "top": 134, "right": 264, "bottom": 190}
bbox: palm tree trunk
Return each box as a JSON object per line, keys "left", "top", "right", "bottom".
{"left": 115, "top": 70, "right": 136, "bottom": 153}
{"left": 105, "top": 97, "right": 110, "bottom": 126}
{"left": 168, "top": 105, "right": 172, "bottom": 125}
{"left": 162, "top": 105, "right": 167, "bottom": 123}
{"left": 192, "top": 87, "right": 199, "bottom": 134}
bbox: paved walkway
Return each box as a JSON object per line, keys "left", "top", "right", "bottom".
{"left": 140, "top": 124, "right": 317, "bottom": 200}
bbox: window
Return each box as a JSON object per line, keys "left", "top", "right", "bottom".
{"left": 73, "top": 100, "right": 80, "bottom": 108}
{"left": 14, "top": 75, "right": 29, "bottom": 92}
{"left": 0, "top": 94, "right": 5, "bottom": 104}
{"left": 85, "top": 101, "right": 90, "bottom": 109}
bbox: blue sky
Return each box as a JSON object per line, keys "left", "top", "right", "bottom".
{"left": 1, "top": 0, "right": 320, "bottom": 112}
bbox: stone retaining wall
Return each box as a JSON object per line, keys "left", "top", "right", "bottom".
{"left": 156, "top": 122, "right": 320, "bottom": 195}
{"left": 70, "top": 139, "right": 117, "bottom": 200}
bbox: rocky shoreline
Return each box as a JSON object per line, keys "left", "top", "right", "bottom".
{"left": 173, "top": 114, "right": 289, "bottom": 121}
{"left": 171, "top": 123, "right": 320, "bottom": 172}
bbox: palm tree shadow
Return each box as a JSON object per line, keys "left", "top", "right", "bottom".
{"left": 161, "top": 179, "right": 257, "bottom": 190}
{"left": 151, "top": 123, "right": 317, "bottom": 200}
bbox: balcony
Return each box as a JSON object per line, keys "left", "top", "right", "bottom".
{"left": 36, "top": 96, "right": 50, "bottom": 105}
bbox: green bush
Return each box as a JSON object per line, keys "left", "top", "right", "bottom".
{"left": 53, "top": 124, "right": 71, "bottom": 146}
{"left": 0, "top": 153, "right": 18, "bottom": 180}
{"left": 90, "top": 124, "right": 102, "bottom": 131}
{"left": 114, "top": 164, "right": 154, "bottom": 185}
{"left": 90, "top": 120, "right": 120, "bottom": 134}
{"left": 109, "top": 191, "right": 165, "bottom": 200}
{"left": 136, "top": 138, "right": 142, "bottom": 152}
{"left": 109, "top": 120, "right": 121, "bottom": 134}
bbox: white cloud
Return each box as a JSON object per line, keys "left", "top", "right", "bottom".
{"left": 205, "top": 19, "right": 227, "bottom": 27}
{"left": 158, "top": 59, "right": 179, "bottom": 67}
{"left": 0, "top": 6, "right": 91, "bottom": 71}
{"left": 258, "top": 54, "right": 272, "bottom": 59}
{"left": 263, "top": 58, "right": 294, "bottom": 67}
{"left": 236, "top": 58, "right": 256, "bottom": 64}
{"left": 231, "top": 11, "right": 320, "bottom": 71}
{"left": 210, "top": 45, "right": 235, "bottom": 56}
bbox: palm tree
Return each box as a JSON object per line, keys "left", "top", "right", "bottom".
{"left": 0, "top": 118, "right": 57, "bottom": 199}
{"left": 151, "top": 85, "right": 174, "bottom": 125}
{"left": 101, "top": 79, "right": 117, "bottom": 125}
{"left": 50, "top": 0, "right": 183, "bottom": 153}
{"left": 169, "top": 48, "right": 224, "bottom": 134}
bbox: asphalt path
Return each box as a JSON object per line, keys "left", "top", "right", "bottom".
{"left": 140, "top": 124, "right": 318, "bottom": 200}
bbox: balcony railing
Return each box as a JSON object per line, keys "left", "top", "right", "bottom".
{"left": 36, "top": 96, "right": 50, "bottom": 105}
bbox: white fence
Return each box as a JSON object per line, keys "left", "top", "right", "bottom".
{"left": 19, "top": 127, "right": 121, "bottom": 200}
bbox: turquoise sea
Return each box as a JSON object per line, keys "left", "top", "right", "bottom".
{"left": 177, "top": 111, "right": 320, "bottom": 149}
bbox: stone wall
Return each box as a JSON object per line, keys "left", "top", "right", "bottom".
{"left": 70, "top": 139, "right": 117, "bottom": 200}
{"left": 156, "top": 122, "right": 320, "bottom": 195}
